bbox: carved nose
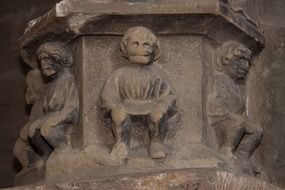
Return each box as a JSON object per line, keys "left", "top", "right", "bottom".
{"left": 136, "top": 47, "right": 152, "bottom": 56}
{"left": 243, "top": 61, "right": 249, "bottom": 69}
{"left": 41, "top": 61, "right": 51, "bottom": 69}
{"left": 140, "top": 46, "right": 153, "bottom": 55}
{"left": 146, "top": 48, "right": 153, "bottom": 55}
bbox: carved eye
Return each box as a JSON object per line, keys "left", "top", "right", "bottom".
{"left": 132, "top": 41, "right": 139, "bottom": 47}
{"left": 52, "top": 54, "right": 61, "bottom": 62}
{"left": 40, "top": 57, "right": 50, "bottom": 62}
{"left": 234, "top": 49, "right": 241, "bottom": 56}
{"left": 222, "top": 57, "right": 230, "bottom": 64}
{"left": 143, "top": 42, "right": 151, "bottom": 48}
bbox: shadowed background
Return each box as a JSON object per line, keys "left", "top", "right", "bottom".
{"left": 0, "top": 0, "right": 58, "bottom": 187}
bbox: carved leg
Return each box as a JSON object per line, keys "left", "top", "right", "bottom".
{"left": 42, "top": 124, "right": 69, "bottom": 150}
{"left": 27, "top": 129, "right": 53, "bottom": 170}
{"left": 149, "top": 112, "right": 168, "bottom": 159}
{"left": 110, "top": 108, "right": 130, "bottom": 161}
{"left": 13, "top": 138, "right": 38, "bottom": 168}
{"left": 220, "top": 122, "right": 245, "bottom": 159}
{"left": 30, "top": 129, "right": 53, "bottom": 159}
{"left": 237, "top": 127, "right": 263, "bottom": 158}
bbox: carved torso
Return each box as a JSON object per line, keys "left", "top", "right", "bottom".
{"left": 43, "top": 72, "right": 76, "bottom": 114}
{"left": 215, "top": 74, "right": 245, "bottom": 115}
{"left": 208, "top": 73, "right": 246, "bottom": 128}
{"left": 101, "top": 64, "right": 175, "bottom": 115}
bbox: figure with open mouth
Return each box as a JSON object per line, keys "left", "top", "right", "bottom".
{"left": 100, "top": 26, "right": 177, "bottom": 162}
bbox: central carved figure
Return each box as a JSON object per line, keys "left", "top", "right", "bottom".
{"left": 101, "top": 26, "right": 177, "bottom": 161}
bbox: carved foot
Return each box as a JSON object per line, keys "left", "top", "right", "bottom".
{"left": 220, "top": 147, "right": 238, "bottom": 161}
{"left": 149, "top": 141, "right": 167, "bottom": 159}
{"left": 110, "top": 142, "right": 128, "bottom": 162}
{"left": 227, "top": 157, "right": 262, "bottom": 177}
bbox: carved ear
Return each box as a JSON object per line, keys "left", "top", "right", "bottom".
{"left": 222, "top": 56, "right": 230, "bottom": 65}
{"left": 153, "top": 40, "right": 161, "bottom": 62}
{"left": 215, "top": 47, "right": 224, "bottom": 70}
{"left": 120, "top": 36, "right": 129, "bottom": 59}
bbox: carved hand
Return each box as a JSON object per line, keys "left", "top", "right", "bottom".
{"left": 40, "top": 120, "right": 57, "bottom": 137}
{"left": 28, "top": 119, "right": 43, "bottom": 137}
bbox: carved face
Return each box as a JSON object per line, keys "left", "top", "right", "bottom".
{"left": 224, "top": 54, "right": 250, "bottom": 80}
{"left": 38, "top": 52, "right": 62, "bottom": 78}
{"left": 126, "top": 33, "right": 155, "bottom": 65}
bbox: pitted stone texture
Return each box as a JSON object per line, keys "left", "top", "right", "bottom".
{"left": 19, "top": 0, "right": 264, "bottom": 69}
{"left": 79, "top": 35, "right": 203, "bottom": 146}
{"left": 43, "top": 35, "right": 220, "bottom": 178}
{"left": 7, "top": 169, "right": 283, "bottom": 190}
{"left": 16, "top": 0, "right": 266, "bottom": 186}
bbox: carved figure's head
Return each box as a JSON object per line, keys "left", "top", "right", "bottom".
{"left": 25, "top": 69, "right": 43, "bottom": 104}
{"left": 37, "top": 42, "right": 73, "bottom": 78}
{"left": 120, "top": 26, "right": 160, "bottom": 65}
{"left": 217, "top": 41, "right": 252, "bottom": 80}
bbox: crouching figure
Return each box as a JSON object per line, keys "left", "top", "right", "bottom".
{"left": 208, "top": 41, "right": 262, "bottom": 161}
{"left": 101, "top": 26, "right": 177, "bottom": 161}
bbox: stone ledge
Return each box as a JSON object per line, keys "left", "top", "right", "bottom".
{"left": 6, "top": 169, "right": 283, "bottom": 190}
{"left": 19, "top": 0, "right": 264, "bottom": 69}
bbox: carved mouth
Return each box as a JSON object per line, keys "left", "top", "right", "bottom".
{"left": 42, "top": 68, "right": 56, "bottom": 76}
{"left": 129, "top": 54, "right": 152, "bottom": 64}
{"left": 42, "top": 68, "right": 52, "bottom": 72}
{"left": 236, "top": 70, "right": 248, "bottom": 79}
{"left": 238, "top": 69, "right": 248, "bottom": 74}
{"left": 133, "top": 54, "right": 151, "bottom": 58}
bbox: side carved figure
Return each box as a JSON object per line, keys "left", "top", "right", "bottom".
{"left": 13, "top": 69, "right": 44, "bottom": 172}
{"left": 28, "top": 42, "right": 79, "bottom": 161}
{"left": 208, "top": 41, "right": 262, "bottom": 160}
{"left": 101, "top": 26, "right": 177, "bottom": 161}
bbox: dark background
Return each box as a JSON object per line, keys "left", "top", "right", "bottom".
{"left": 0, "top": 0, "right": 58, "bottom": 187}
{"left": 0, "top": 0, "right": 285, "bottom": 188}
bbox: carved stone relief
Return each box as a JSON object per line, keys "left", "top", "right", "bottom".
{"left": 13, "top": 69, "right": 44, "bottom": 172}
{"left": 14, "top": 42, "right": 79, "bottom": 178}
{"left": 14, "top": 0, "right": 270, "bottom": 188}
{"left": 207, "top": 41, "right": 263, "bottom": 171}
{"left": 100, "top": 26, "right": 177, "bottom": 162}
{"left": 30, "top": 42, "right": 79, "bottom": 151}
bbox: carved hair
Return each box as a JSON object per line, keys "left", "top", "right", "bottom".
{"left": 216, "top": 41, "right": 252, "bottom": 70}
{"left": 37, "top": 42, "right": 73, "bottom": 67}
{"left": 120, "top": 26, "right": 161, "bottom": 62}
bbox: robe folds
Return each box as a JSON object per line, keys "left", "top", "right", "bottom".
{"left": 101, "top": 64, "right": 177, "bottom": 116}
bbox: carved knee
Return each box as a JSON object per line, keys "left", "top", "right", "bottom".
{"left": 150, "top": 111, "right": 163, "bottom": 124}
{"left": 14, "top": 139, "right": 29, "bottom": 167}
{"left": 111, "top": 107, "right": 128, "bottom": 126}
{"left": 44, "top": 126, "right": 68, "bottom": 149}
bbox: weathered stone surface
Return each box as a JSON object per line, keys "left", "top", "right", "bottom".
{"left": 44, "top": 35, "right": 221, "bottom": 178}
{"left": 3, "top": 0, "right": 285, "bottom": 189}
{"left": 15, "top": 0, "right": 267, "bottom": 187}
{"left": 207, "top": 41, "right": 263, "bottom": 162}
{"left": 5, "top": 169, "right": 283, "bottom": 190}
{"left": 79, "top": 35, "right": 203, "bottom": 145}
{"left": 19, "top": 0, "right": 264, "bottom": 69}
